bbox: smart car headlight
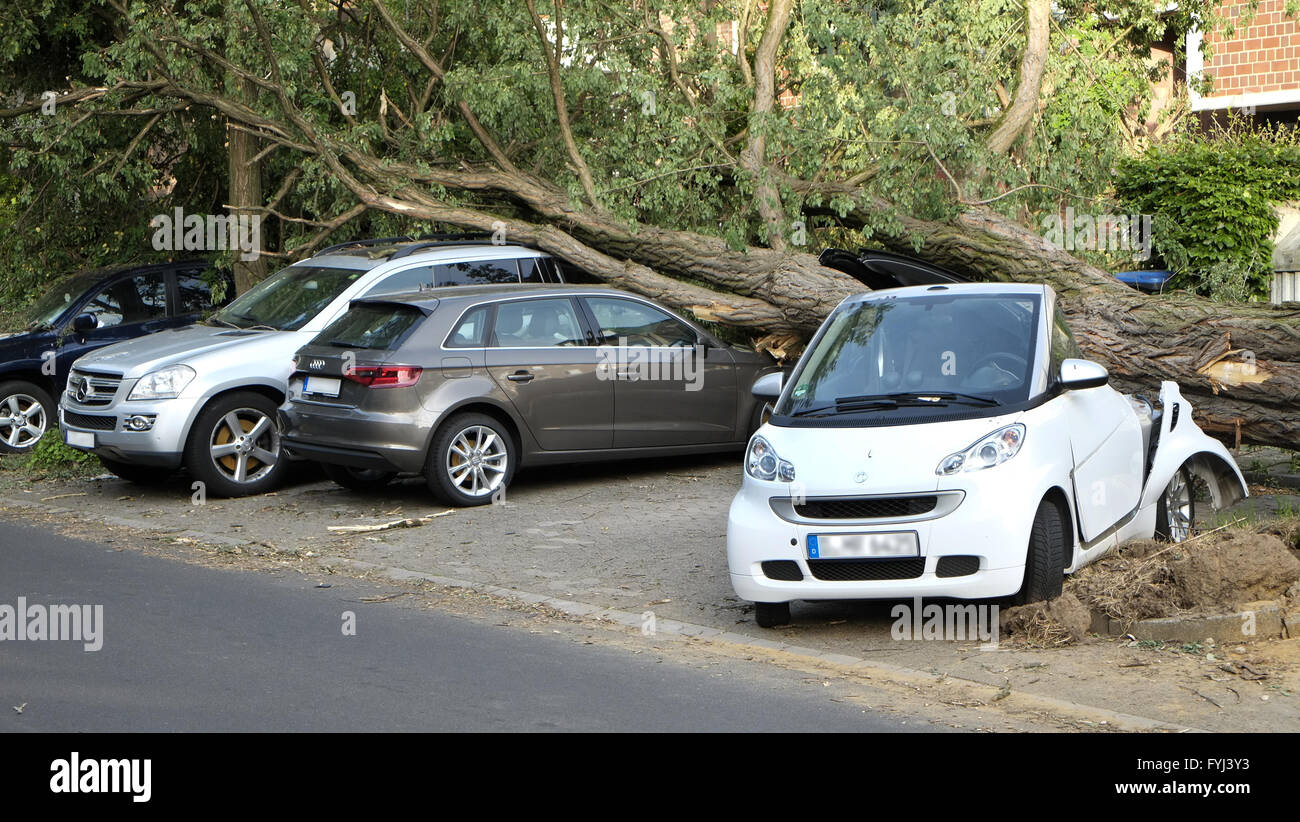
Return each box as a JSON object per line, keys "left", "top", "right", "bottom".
{"left": 128, "top": 365, "right": 196, "bottom": 400}
{"left": 936, "top": 424, "right": 1025, "bottom": 475}
{"left": 746, "top": 435, "right": 796, "bottom": 482}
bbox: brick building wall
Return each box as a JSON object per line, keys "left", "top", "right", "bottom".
{"left": 1191, "top": 0, "right": 1300, "bottom": 112}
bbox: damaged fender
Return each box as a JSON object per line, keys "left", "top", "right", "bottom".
{"left": 1140, "top": 381, "right": 1249, "bottom": 512}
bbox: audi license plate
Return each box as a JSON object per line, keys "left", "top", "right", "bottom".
{"left": 304, "top": 377, "right": 342, "bottom": 397}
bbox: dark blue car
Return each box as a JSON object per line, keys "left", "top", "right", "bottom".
{"left": 0, "top": 259, "right": 229, "bottom": 453}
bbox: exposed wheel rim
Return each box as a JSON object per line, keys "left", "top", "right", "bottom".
{"left": 0, "top": 393, "right": 48, "bottom": 449}
{"left": 445, "top": 424, "right": 508, "bottom": 497}
{"left": 208, "top": 408, "right": 280, "bottom": 484}
{"left": 1162, "top": 469, "right": 1193, "bottom": 542}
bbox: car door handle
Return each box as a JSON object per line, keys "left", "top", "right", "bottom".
{"left": 506, "top": 371, "right": 535, "bottom": 383}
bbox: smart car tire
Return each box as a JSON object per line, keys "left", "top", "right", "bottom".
{"left": 1155, "top": 463, "right": 1196, "bottom": 543}
{"left": 185, "top": 391, "right": 288, "bottom": 498}
{"left": 754, "top": 601, "right": 791, "bottom": 628}
{"left": 322, "top": 463, "right": 396, "bottom": 492}
{"left": 1014, "top": 498, "right": 1066, "bottom": 605}
{"left": 0, "top": 380, "right": 53, "bottom": 453}
{"left": 425, "top": 412, "right": 516, "bottom": 507}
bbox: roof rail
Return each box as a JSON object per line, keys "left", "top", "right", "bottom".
{"left": 387, "top": 232, "right": 495, "bottom": 260}
{"left": 314, "top": 232, "right": 497, "bottom": 259}
{"left": 315, "top": 235, "right": 418, "bottom": 256}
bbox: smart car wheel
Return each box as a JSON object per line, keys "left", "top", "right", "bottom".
{"left": 425, "top": 413, "right": 515, "bottom": 507}
{"left": 1155, "top": 464, "right": 1196, "bottom": 543}
{"left": 322, "top": 463, "right": 396, "bottom": 492}
{"left": 1014, "top": 498, "right": 1066, "bottom": 605}
{"left": 0, "top": 381, "right": 53, "bottom": 453}
{"left": 185, "top": 392, "right": 287, "bottom": 497}
{"left": 754, "top": 601, "right": 791, "bottom": 628}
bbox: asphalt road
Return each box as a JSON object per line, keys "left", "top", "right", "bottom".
{"left": 0, "top": 522, "right": 933, "bottom": 732}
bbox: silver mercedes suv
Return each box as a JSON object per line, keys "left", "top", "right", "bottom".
{"left": 59, "top": 236, "right": 566, "bottom": 496}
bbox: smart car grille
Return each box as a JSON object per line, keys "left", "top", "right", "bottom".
{"left": 807, "top": 558, "right": 925, "bottom": 581}
{"left": 761, "top": 560, "right": 804, "bottom": 581}
{"left": 63, "top": 411, "right": 116, "bottom": 431}
{"left": 935, "top": 556, "right": 980, "bottom": 578}
{"left": 65, "top": 371, "right": 122, "bottom": 407}
{"left": 795, "top": 496, "right": 937, "bottom": 520}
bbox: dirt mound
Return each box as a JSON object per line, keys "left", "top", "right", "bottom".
{"left": 1000, "top": 592, "right": 1091, "bottom": 647}
{"left": 1071, "top": 530, "right": 1300, "bottom": 622}
{"left": 1002, "top": 524, "right": 1300, "bottom": 644}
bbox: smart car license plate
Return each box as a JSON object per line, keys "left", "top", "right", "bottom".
{"left": 304, "top": 377, "right": 342, "bottom": 397}
{"left": 807, "top": 532, "right": 918, "bottom": 559}
{"left": 65, "top": 430, "right": 95, "bottom": 449}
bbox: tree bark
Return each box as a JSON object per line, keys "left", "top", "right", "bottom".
{"left": 225, "top": 9, "right": 266, "bottom": 294}
{"left": 227, "top": 98, "right": 266, "bottom": 294}
{"left": 740, "top": 0, "right": 795, "bottom": 251}
{"left": 984, "top": 0, "right": 1050, "bottom": 155}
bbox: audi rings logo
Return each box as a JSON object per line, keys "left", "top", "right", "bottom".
{"left": 309, "top": 359, "right": 326, "bottom": 370}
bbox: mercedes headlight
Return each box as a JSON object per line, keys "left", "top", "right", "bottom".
{"left": 128, "top": 365, "right": 197, "bottom": 400}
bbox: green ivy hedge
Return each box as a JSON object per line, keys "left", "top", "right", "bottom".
{"left": 1116, "top": 121, "right": 1300, "bottom": 301}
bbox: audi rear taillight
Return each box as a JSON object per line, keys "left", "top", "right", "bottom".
{"left": 343, "top": 365, "right": 423, "bottom": 389}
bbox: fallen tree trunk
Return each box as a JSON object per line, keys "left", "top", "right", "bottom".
{"left": 883, "top": 205, "right": 1300, "bottom": 450}
{"left": 344, "top": 153, "right": 1297, "bottom": 449}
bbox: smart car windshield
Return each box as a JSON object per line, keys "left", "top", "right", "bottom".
{"left": 777, "top": 292, "right": 1041, "bottom": 419}
{"left": 210, "top": 266, "right": 362, "bottom": 331}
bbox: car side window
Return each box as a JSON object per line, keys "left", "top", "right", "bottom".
{"left": 1049, "top": 303, "right": 1083, "bottom": 377}
{"left": 371, "top": 265, "right": 437, "bottom": 295}
{"left": 517, "top": 258, "right": 545, "bottom": 284}
{"left": 585, "top": 297, "right": 696, "bottom": 347}
{"left": 491, "top": 298, "right": 584, "bottom": 347}
{"left": 176, "top": 269, "right": 216, "bottom": 315}
{"left": 436, "top": 259, "right": 520, "bottom": 286}
{"left": 447, "top": 305, "right": 492, "bottom": 348}
{"left": 84, "top": 272, "right": 168, "bottom": 328}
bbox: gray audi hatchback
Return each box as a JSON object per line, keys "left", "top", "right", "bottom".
{"left": 280, "top": 284, "right": 779, "bottom": 505}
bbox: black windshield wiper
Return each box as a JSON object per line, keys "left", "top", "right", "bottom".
{"left": 326, "top": 340, "right": 368, "bottom": 349}
{"left": 788, "top": 399, "right": 897, "bottom": 418}
{"left": 205, "top": 316, "right": 242, "bottom": 329}
{"left": 838, "top": 392, "right": 1001, "bottom": 407}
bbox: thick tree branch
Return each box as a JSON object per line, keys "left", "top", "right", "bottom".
{"left": 984, "top": 0, "right": 1049, "bottom": 155}
{"left": 740, "top": 0, "right": 794, "bottom": 251}
{"left": 524, "top": 0, "right": 603, "bottom": 210}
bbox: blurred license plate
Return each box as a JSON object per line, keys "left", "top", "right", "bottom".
{"left": 807, "top": 532, "right": 918, "bottom": 559}
{"left": 65, "top": 430, "right": 95, "bottom": 449}
{"left": 304, "top": 377, "right": 341, "bottom": 397}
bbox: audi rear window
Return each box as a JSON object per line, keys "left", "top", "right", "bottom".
{"left": 315, "top": 303, "right": 424, "bottom": 351}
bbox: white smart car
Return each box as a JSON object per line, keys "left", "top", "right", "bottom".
{"left": 727, "top": 282, "right": 1248, "bottom": 627}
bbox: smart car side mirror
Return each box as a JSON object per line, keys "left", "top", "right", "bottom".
{"left": 752, "top": 372, "right": 785, "bottom": 399}
{"left": 70, "top": 313, "right": 98, "bottom": 334}
{"left": 1059, "top": 358, "right": 1108, "bottom": 391}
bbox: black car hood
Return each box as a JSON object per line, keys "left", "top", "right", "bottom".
{"left": 0, "top": 327, "right": 48, "bottom": 356}
{"left": 819, "top": 248, "right": 967, "bottom": 290}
